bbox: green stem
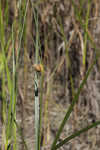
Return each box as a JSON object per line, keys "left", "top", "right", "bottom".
{"left": 54, "top": 121, "right": 100, "bottom": 150}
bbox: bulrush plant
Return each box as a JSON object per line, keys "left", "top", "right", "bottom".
{"left": 0, "top": 0, "right": 100, "bottom": 150}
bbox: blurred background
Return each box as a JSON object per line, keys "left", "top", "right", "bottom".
{"left": 0, "top": 0, "right": 100, "bottom": 149}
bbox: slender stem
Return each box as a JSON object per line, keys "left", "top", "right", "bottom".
{"left": 33, "top": 8, "right": 40, "bottom": 150}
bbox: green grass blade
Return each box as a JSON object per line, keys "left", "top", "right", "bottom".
{"left": 71, "top": 0, "right": 97, "bottom": 53}
{"left": 83, "top": 0, "right": 91, "bottom": 67}
{"left": 54, "top": 121, "right": 100, "bottom": 149}
{"left": 51, "top": 56, "right": 99, "bottom": 150}
{"left": 11, "top": 113, "right": 28, "bottom": 150}
{"left": 16, "top": 0, "right": 29, "bottom": 69}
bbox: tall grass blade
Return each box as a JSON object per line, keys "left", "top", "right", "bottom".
{"left": 51, "top": 55, "right": 99, "bottom": 150}
{"left": 54, "top": 121, "right": 100, "bottom": 149}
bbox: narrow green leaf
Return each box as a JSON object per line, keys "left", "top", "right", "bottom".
{"left": 51, "top": 57, "right": 98, "bottom": 150}
{"left": 54, "top": 121, "right": 100, "bottom": 149}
